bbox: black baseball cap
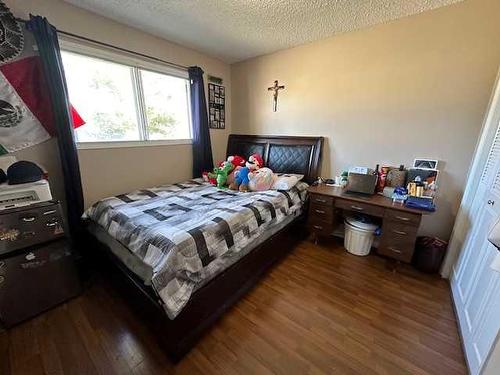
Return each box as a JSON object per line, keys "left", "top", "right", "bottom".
{"left": 7, "top": 161, "right": 44, "bottom": 185}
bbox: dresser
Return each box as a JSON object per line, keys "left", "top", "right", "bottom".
{"left": 307, "top": 184, "right": 432, "bottom": 262}
{"left": 0, "top": 201, "right": 81, "bottom": 327}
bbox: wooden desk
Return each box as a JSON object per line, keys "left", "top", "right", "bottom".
{"left": 307, "top": 184, "right": 433, "bottom": 262}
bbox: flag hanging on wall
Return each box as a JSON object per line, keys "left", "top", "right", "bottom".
{"left": 0, "top": 2, "right": 84, "bottom": 154}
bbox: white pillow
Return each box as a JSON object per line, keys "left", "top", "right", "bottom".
{"left": 276, "top": 173, "right": 304, "bottom": 180}
{"left": 271, "top": 173, "right": 304, "bottom": 190}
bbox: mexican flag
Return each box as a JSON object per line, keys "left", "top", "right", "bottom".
{"left": 0, "top": 3, "right": 84, "bottom": 154}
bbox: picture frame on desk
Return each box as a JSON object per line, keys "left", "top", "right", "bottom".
{"left": 413, "top": 158, "right": 438, "bottom": 170}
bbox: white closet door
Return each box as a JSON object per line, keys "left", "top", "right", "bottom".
{"left": 451, "top": 82, "right": 500, "bottom": 375}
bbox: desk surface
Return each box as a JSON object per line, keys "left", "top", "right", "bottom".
{"left": 308, "top": 184, "right": 432, "bottom": 215}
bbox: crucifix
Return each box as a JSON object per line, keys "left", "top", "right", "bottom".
{"left": 267, "top": 80, "right": 285, "bottom": 112}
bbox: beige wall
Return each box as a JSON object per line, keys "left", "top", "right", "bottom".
{"left": 484, "top": 335, "right": 500, "bottom": 375}
{"left": 231, "top": 0, "right": 500, "bottom": 240}
{"left": 8, "top": 0, "right": 500, "bottom": 240}
{"left": 7, "top": 0, "right": 231, "bottom": 207}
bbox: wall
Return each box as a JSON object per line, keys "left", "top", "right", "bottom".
{"left": 483, "top": 335, "right": 500, "bottom": 375}
{"left": 231, "top": 0, "right": 500, "bottom": 240}
{"left": 442, "top": 69, "right": 500, "bottom": 277}
{"left": 7, "top": 0, "right": 231, "bottom": 207}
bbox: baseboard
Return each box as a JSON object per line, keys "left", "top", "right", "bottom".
{"left": 450, "top": 278, "right": 473, "bottom": 375}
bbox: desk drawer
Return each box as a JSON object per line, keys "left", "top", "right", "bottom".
{"left": 335, "top": 199, "right": 384, "bottom": 217}
{"left": 383, "top": 221, "right": 418, "bottom": 238}
{"left": 307, "top": 218, "right": 332, "bottom": 237}
{"left": 310, "top": 194, "right": 334, "bottom": 207}
{"left": 384, "top": 209, "right": 421, "bottom": 226}
{"left": 378, "top": 231, "right": 417, "bottom": 263}
{"left": 378, "top": 241, "right": 415, "bottom": 262}
{"left": 309, "top": 204, "right": 333, "bottom": 223}
{"left": 378, "top": 245, "right": 414, "bottom": 263}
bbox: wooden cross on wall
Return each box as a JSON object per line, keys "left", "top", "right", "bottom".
{"left": 267, "top": 80, "right": 285, "bottom": 112}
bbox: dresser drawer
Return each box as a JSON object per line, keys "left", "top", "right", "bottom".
{"left": 0, "top": 202, "right": 65, "bottom": 257}
{"left": 335, "top": 199, "right": 384, "bottom": 217}
{"left": 384, "top": 209, "right": 421, "bottom": 226}
{"left": 309, "top": 203, "right": 333, "bottom": 223}
{"left": 0, "top": 239, "right": 81, "bottom": 327}
{"left": 310, "top": 194, "right": 334, "bottom": 207}
{"left": 307, "top": 218, "right": 332, "bottom": 237}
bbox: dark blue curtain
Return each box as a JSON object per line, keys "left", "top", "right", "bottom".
{"left": 188, "top": 66, "right": 213, "bottom": 177}
{"left": 26, "top": 16, "right": 84, "bottom": 239}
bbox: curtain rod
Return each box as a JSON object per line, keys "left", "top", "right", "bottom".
{"left": 15, "top": 17, "right": 189, "bottom": 71}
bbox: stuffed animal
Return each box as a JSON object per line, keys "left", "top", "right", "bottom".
{"left": 225, "top": 155, "right": 245, "bottom": 186}
{"left": 208, "top": 161, "right": 233, "bottom": 188}
{"left": 227, "top": 155, "right": 246, "bottom": 169}
{"left": 203, "top": 155, "right": 244, "bottom": 186}
{"left": 249, "top": 167, "right": 275, "bottom": 191}
{"left": 202, "top": 171, "right": 216, "bottom": 185}
{"left": 229, "top": 153, "right": 264, "bottom": 192}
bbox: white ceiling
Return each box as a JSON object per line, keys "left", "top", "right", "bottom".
{"left": 64, "top": 0, "right": 463, "bottom": 63}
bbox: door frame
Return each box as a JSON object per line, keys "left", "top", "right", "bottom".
{"left": 442, "top": 68, "right": 500, "bottom": 278}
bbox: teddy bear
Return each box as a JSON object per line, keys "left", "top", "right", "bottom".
{"left": 229, "top": 153, "right": 264, "bottom": 192}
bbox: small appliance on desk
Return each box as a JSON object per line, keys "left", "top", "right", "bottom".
{"left": 345, "top": 166, "right": 378, "bottom": 195}
{"left": 0, "top": 159, "right": 81, "bottom": 328}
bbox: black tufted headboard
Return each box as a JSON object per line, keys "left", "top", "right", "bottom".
{"left": 226, "top": 134, "right": 323, "bottom": 184}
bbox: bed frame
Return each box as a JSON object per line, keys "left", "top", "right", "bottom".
{"left": 85, "top": 134, "right": 323, "bottom": 362}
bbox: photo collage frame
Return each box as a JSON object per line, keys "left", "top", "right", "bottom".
{"left": 208, "top": 83, "right": 225, "bottom": 129}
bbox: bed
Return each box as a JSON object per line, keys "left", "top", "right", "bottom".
{"left": 84, "top": 134, "right": 323, "bottom": 361}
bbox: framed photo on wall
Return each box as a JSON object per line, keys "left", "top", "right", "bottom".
{"left": 208, "top": 83, "right": 225, "bottom": 129}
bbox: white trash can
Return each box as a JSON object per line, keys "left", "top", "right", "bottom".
{"left": 344, "top": 216, "right": 378, "bottom": 256}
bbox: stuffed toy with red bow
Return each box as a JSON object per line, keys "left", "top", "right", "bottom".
{"left": 207, "top": 161, "right": 234, "bottom": 188}
{"left": 203, "top": 155, "right": 246, "bottom": 187}
{"left": 229, "top": 153, "right": 264, "bottom": 192}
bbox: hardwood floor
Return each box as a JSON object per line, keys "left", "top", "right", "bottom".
{"left": 0, "top": 237, "right": 466, "bottom": 375}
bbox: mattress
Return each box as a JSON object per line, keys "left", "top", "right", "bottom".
{"left": 87, "top": 213, "right": 296, "bottom": 287}
{"left": 84, "top": 179, "right": 308, "bottom": 318}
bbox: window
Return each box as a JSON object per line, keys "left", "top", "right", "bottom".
{"left": 61, "top": 45, "right": 191, "bottom": 146}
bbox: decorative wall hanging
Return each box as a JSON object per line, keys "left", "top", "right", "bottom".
{"left": 0, "top": 2, "right": 24, "bottom": 63}
{"left": 0, "top": 2, "right": 84, "bottom": 154}
{"left": 267, "top": 80, "right": 285, "bottom": 112}
{"left": 208, "top": 82, "right": 225, "bottom": 129}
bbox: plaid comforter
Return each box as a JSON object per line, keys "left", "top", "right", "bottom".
{"left": 84, "top": 179, "right": 308, "bottom": 319}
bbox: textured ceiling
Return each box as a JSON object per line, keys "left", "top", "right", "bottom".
{"left": 63, "top": 0, "right": 463, "bottom": 63}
